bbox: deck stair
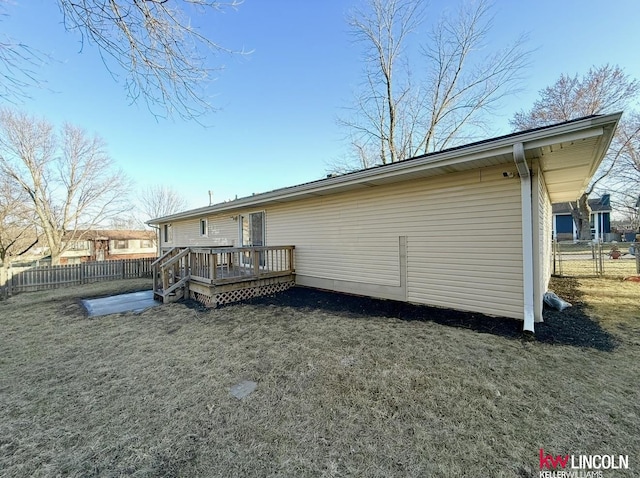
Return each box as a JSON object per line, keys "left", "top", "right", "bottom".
{"left": 152, "top": 247, "right": 191, "bottom": 303}
{"left": 152, "top": 246, "right": 295, "bottom": 307}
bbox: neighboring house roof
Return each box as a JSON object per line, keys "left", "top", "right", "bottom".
{"left": 148, "top": 113, "right": 621, "bottom": 225}
{"left": 552, "top": 196, "right": 612, "bottom": 215}
{"left": 63, "top": 230, "right": 156, "bottom": 241}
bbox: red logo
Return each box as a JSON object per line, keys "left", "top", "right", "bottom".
{"left": 540, "top": 448, "right": 570, "bottom": 469}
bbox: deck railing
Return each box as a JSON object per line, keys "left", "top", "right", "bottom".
{"left": 188, "top": 246, "right": 295, "bottom": 284}
{"left": 153, "top": 246, "right": 295, "bottom": 300}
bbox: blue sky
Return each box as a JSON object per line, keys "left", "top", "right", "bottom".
{"left": 3, "top": 0, "right": 640, "bottom": 211}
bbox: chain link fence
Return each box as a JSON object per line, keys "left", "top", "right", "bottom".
{"left": 552, "top": 240, "right": 640, "bottom": 277}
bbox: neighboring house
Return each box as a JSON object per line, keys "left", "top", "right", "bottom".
{"left": 59, "top": 230, "right": 157, "bottom": 264}
{"left": 552, "top": 195, "right": 612, "bottom": 242}
{"left": 149, "top": 113, "right": 621, "bottom": 332}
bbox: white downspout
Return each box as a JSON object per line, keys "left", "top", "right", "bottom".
{"left": 513, "top": 142, "right": 535, "bottom": 333}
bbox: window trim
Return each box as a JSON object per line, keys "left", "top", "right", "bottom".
{"left": 163, "top": 224, "right": 172, "bottom": 243}
{"left": 67, "top": 240, "right": 89, "bottom": 251}
{"left": 113, "top": 239, "right": 128, "bottom": 250}
{"left": 200, "top": 218, "right": 208, "bottom": 237}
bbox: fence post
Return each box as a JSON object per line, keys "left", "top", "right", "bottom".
{"left": 598, "top": 241, "right": 604, "bottom": 276}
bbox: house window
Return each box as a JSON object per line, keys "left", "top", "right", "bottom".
{"left": 163, "top": 224, "right": 172, "bottom": 243}
{"left": 141, "top": 239, "right": 153, "bottom": 248}
{"left": 113, "top": 240, "right": 128, "bottom": 249}
{"left": 200, "top": 219, "right": 208, "bottom": 236}
{"left": 68, "top": 240, "right": 88, "bottom": 251}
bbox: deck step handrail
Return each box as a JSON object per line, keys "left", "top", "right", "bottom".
{"left": 159, "top": 247, "right": 191, "bottom": 269}
{"left": 151, "top": 247, "right": 178, "bottom": 267}
{"left": 162, "top": 275, "right": 191, "bottom": 295}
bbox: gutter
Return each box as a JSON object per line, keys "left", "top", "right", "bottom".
{"left": 513, "top": 142, "right": 535, "bottom": 333}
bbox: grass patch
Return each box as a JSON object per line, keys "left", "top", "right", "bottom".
{"left": 578, "top": 277, "right": 640, "bottom": 340}
{"left": 1, "top": 278, "right": 639, "bottom": 477}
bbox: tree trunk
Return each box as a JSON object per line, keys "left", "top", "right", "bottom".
{"left": 0, "top": 260, "right": 9, "bottom": 299}
{"left": 50, "top": 252, "right": 61, "bottom": 266}
{"left": 572, "top": 193, "right": 593, "bottom": 241}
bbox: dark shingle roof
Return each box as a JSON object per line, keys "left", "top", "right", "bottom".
{"left": 552, "top": 195, "right": 612, "bottom": 214}
{"left": 62, "top": 230, "right": 156, "bottom": 241}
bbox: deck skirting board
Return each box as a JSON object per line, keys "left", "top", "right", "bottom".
{"left": 189, "top": 274, "right": 295, "bottom": 307}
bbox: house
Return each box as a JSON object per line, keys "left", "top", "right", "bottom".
{"left": 149, "top": 113, "right": 621, "bottom": 332}
{"left": 59, "top": 230, "right": 157, "bottom": 264}
{"left": 552, "top": 195, "right": 612, "bottom": 242}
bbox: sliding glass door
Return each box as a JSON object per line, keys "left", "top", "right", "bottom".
{"left": 240, "top": 212, "right": 265, "bottom": 266}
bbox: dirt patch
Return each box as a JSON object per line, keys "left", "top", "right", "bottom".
{"left": 246, "top": 278, "right": 618, "bottom": 351}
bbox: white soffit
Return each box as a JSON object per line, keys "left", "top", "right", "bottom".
{"left": 527, "top": 124, "right": 616, "bottom": 203}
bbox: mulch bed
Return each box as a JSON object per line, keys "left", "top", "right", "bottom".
{"left": 245, "top": 277, "right": 618, "bottom": 351}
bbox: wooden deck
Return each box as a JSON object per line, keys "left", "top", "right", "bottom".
{"left": 152, "top": 246, "right": 295, "bottom": 307}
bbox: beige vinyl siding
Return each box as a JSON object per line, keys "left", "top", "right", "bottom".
{"left": 266, "top": 194, "right": 401, "bottom": 287}
{"left": 533, "top": 167, "right": 552, "bottom": 321}
{"left": 266, "top": 165, "right": 523, "bottom": 319}
{"left": 404, "top": 169, "right": 523, "bottom": 319}
{"left": 163, "top": 214, "right": 237, "bottom": 248}
{"left": 161, "top": 165, "right": 525, "bottom": 319}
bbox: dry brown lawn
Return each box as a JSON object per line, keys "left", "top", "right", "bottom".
{"left": 1, "top": 277, "right": 639, "bottom": 477}
{"left": 557, "top": 257, "right": 638, "bottom": 278}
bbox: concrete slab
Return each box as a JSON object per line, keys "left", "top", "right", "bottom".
{"left": 82, "top": 290, "right": 159, "bottom": 317}
{"left": 230, "top": 380, "right": 257, "bottom": 400}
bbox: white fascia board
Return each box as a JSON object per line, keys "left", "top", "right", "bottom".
{"left": 522, "top": 126, "right": 604, "bottom": 150}
{"left": 148, "top": 113, "right": 622, "bottom": 225}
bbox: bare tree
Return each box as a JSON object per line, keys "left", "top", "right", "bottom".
{"left": 610, "top": 112, "right": 640, "bottom": 191}
{"left": 2, "top": 1, "right": 244, "bottom": 119}
{"left": 138, "top": 184, "right": 189, "bottom": 223}
{"left": 511, "top": 65, "right": 640, "bottom": 240}
{"left": 511, "top": 66, "right": 639, "bottom": 129}
{"left": 0, "top": 175, "right": 38, "bottom": 269}
{"left": 109, "top": 215, "right": 144, "bottom": 230}
{"left": 0, "top": 0, "right": 48, "bottom": 104}
{"left": 342, "top": 0, "right": 424, "bottom": 166}
{"left": 338, "top": 0, "right": 529, "bottom": 171}
{"left": 0, "top": 108, "right": 131, "bottom": 265}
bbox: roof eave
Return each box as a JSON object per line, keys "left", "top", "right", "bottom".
{"left": 148, "top": 112, "right": 622, "bottom": 225}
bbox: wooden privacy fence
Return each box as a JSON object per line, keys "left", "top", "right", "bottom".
{"left": 1, "top": 257, "right": 155, "bottom": 296}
